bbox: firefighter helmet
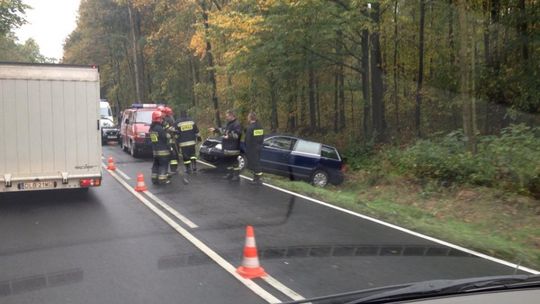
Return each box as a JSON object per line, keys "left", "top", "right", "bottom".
{"left": 163, "top": 106, "right": 173, "bottom": 116}
{"left": 152, "top": 110, "right": 163, "bottom": 122}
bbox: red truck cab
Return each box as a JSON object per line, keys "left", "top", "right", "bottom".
{"left": 119, "top": 104, "right": 162, "bottom": 157}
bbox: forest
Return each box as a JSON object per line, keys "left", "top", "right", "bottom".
{"left": 62, "top": 0, "right": 538, "bottom": 144}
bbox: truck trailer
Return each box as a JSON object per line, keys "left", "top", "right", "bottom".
{"left": 0, "top": 63, "right": 102, "bottom": 192}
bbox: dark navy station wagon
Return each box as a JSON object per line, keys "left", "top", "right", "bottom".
{"left": 199, "top": 135, "right": 344, "bottom": 187}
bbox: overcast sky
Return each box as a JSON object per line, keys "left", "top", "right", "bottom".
{"left": 14, "top": 0, "right": 81, "bottom": 60}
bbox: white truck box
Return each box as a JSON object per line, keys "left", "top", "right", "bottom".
{"left": 0, "top": 63, "right": 102, "bottom": 192}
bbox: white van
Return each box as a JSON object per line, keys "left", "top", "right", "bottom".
{"left": 100, "top": 100, "right": 119, "bottom": 145}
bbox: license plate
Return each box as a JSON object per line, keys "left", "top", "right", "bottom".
{"left": 23, "top": 181, "right": 55, "bottom": 190}
{"left": 108, "top": 135, "right": 117, "bottom": 139}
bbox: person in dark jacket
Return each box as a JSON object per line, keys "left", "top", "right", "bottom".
{"left": 209, "top": 109, "right": 242, "bottom": 181}
{"left": 244, "top": 111, "right": 264, "bottom": 185}
{"left": 175, "top": 110, "right": 201, "bottom": 174}
{"left": 149, "top": 110, "right": 171, "bottom": 185}
{"left": 162, "top": 106, "right": 179, "bottom": 174}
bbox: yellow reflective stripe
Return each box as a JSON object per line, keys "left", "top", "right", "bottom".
{"left": 170, "top": 160, "right": 178, "bottom": 165}
{"left": 184, "top": 160, "right": 191, "bottom": 164}
{"left": 253, "top": 129, "right": 264, "bottom": 136}
{"left": 150, "top": 133, "right": 158, "bottom": 143}
{"left": 179, "top": 141, "right": 196, "bottom": 147}
{"left": 154, "top": 150, "right": 170, "bottom": 156}
{"left": 178, "top": 121, "right": 194, "bottom": 131}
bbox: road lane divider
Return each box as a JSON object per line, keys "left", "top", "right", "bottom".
{"left": 143, "top": 190, "right": 199, "bottom": 229}
{"left": 195, "top": 161, "right": 539, "bottom": 275}
{"left": 262, "top": 275, "right": 305, "bottom": 302}
{"left": 102, "top": 165, "right": 288, "bottom": 303}
{"left": 115, "top": 168, "right": 131, "bottom": 180}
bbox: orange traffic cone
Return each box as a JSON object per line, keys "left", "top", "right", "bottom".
{"left": 107, "top": 156, "right": 116, "bottom": 170}
{"left": 237, "top": 226, "right": 266, "bottom": 279}
{"left": 134, "top": 173, "right": 148, "bottom": 192}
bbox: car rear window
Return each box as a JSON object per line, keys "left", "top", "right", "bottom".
{"left": 294, "top": 140, "right": 321, "bottom": 156}
{"left": 321, "top": 145, "right": 340, "bottom": 160}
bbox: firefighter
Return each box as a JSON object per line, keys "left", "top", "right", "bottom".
{"left": 244, "top": 111, "right": 264, "bottom": 185}
{"left": 149, "top": 110, "right": 171, "bottom": 185}
{"left": 175, "top": 110, "right": 201, "bottom": 174}
{"left": 162, "top": 106, "right": 179, "bottom": 174}
{"left": 209, "top": 109, "right": 242, "bottom": 182}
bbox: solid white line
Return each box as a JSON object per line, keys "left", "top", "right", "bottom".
{"left": 263, "top": 275, "right": 306, "bottom": 302}
{"left": 115, "top": 168, "right": 131, "bottom": 180}
{"left": 104, "top": 167, "right": 284, "bottom": 303}
{"left": 260, "top": 182, "right": 540, "bottom": 275}
{"left": 143, "top": 190, "right": 198, "bottom": 229}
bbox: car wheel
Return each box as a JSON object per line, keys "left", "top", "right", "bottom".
{"left": 237, "top": 154, "right": 247, "bottom": 171}
{"left": 130, "top": 141, "right": 139, "bottom": 158}
{"left": 311, "top": 170, "right": 329, "bottom": 187}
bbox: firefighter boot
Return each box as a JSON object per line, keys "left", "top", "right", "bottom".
{"left": 191, "top": 159, "right": 197, "bottom": 173}
{"left": 184, "top": 163, "right": 192, "bottom": 175}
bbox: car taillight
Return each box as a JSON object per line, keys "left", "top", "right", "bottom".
{"left": 80, "top": 178, "right": 101, "bottom": 187}
{"left": 341, "top": 164, "right": 348, "bottom": 173}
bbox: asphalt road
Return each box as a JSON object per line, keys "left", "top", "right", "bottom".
{"left": 0, "top": 143, "right": 534, "bottom": 303}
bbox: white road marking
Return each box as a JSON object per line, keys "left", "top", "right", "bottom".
{"left": 263, "top": 274, "right": 306, "bottom": 302}
{"left": 143, "top": 190, "right": 198, "bottom": 229}
{"left": 104, "top": 166, "right": 287, "bottom": 303}
{"left": 115, "top": 168, "right": 131, "bottom": 180}
{"left": 194, "top": 161, "right": 539, "bottom": 274}
{"left": 260, "top": 182, "right": 540, "bottom": 275}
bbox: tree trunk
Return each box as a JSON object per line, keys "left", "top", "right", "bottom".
{"left": 308, "top": 61, "right": 317, "bottom": 130}
{"left": 300, "top": 85, "right": 306, "bottom": 127}
{"left": 415, "top": 0, "right": 426, "bottom": 138}
{"left": 200, "top": 0, "right": 221, "bottom": 127}
{"left": 127, "top": 1, "right": 143, "bottom": 102}
{"left": 334, "top": 72, "right": 339, "bottom": 132}
{"left": 339, "top": 65, "right": 346, "bottom": 131}
{"left": 315, "top": 75, "right": 321, "bottom": 129}
{"left": 370, "top": 2, "right": 385, "bottom": 142}
{"left": 361, "top": 28, "right": 371, "bottom": 141}
{"left": 457, "top": 0, "right": 477, "bottom": 153}
{"left": 189, "top": 57, "right": 199, "bottom": 106}
{"left": 393, "top": 0, "right": 400, "bottom": 137}
{"left": 287, "top": 90, "right": 297, "bottom": 132}
{"left": 517, "top": 0, "right": 528, "bottom": 61}
{"left": 269, "top": 75, "right": 278, "bottom": 132}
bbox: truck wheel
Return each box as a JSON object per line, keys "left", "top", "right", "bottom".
{"left": 311, "top": 170, "right": 329, "bottom": 188}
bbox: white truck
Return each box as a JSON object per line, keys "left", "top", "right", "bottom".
{"left": 0, "top": 63, "right": 102, "bottom": 192}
